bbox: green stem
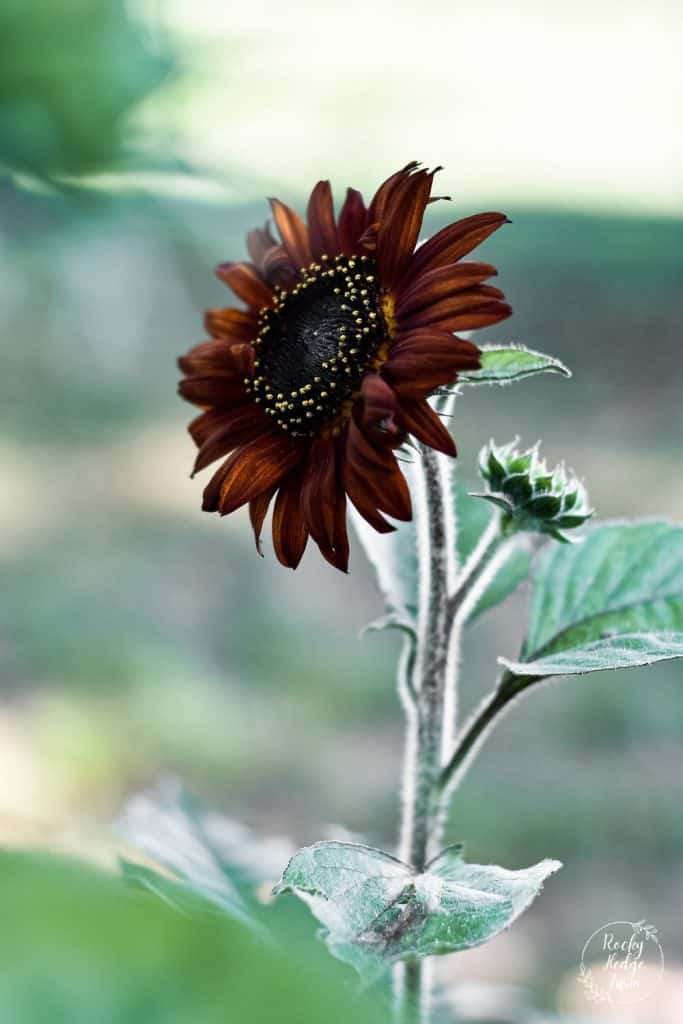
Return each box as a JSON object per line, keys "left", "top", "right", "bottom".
{"left": 395, "top": 463, "right": 529, "bottom": 1022}
{"left": 396, "top": 446, "right": 455, "bottom": 1023}
{"left": 410, "top": 446, "right": 452, "bottom": 868}
{"left": 438, "top": 672, "right": 537, "bottom": 796}
{"left": 447, "top": 516, "right": 503, "bottom": 621}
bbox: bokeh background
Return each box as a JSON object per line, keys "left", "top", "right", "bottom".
{"left": 1, "top": 1, "right": 682, "bottom": 1020}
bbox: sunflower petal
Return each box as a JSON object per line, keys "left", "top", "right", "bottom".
{"left": 402, "top": 212, "right": 509, "bottom": 285}
{"left": 215, "top": 262, "right": 274, "bottom": 309}
{"left": 204, "top": 432, "right": 303, "bottom": 515}
{"left": 262, "top": 245, "right": 297, "bottom": 287}
{"left": 249, "top": 485, "right": 278, "bottom": 556}
{"left": 204, "top": 307, "right": 258, "bottom": 342}
{"left": 398, "top": 399, "right": 457, "bottom": 456}
{"left": 346, "top": 417, "right": 393, "bottom": 473}
{"left": 343, "top": 461, "right": 396, "bottom": 534}
{"left": 366, "top": 161, "right": 420, "bottom": 226}
{"left": 376, "top": 168, "right": 437, "bottom": 287}
{"left": 179, "top": 340, "right": 255, "bottom": 382}
{"left": 269, "top": 198, "right": 312, "bottom": 269}
{"left": 337, "top": 187, "right": 367, "bottom": 255}
{"left": 178, "top": 374, "right": 246, "bottom": 408}
{"left": 400, "top": 292, "right": 512, "bottom": 332}
{"left": 307, "top": 180, "right": 339, "bottom": 260}
{"left": 346, "top": 421, "right": 412, "bottom": 521}
{"left": 359, "top": 373, "right": 401, "bottom": 437}
{"left": 329, "top": 475, "right": 350, "bottom": 573}
{"left": 246, "top": 226, "right": 297, "bottom": 288}
{"left": 383, "top": 331, "right": 480, "bottom": 396}
{"left": 301, "top": 438, "right": 337, "bottom": 554}
{"left": 272, "top": 468, "right": 309, "bottom": 569}
{"left": 192, "top": 405, "right": 272, "bottom": 475}
{"left": 395, "top": 262, "right": 498, "bottom": 318}
{"left": 386, "top": 368, "right": 458, "bottom": 398}
{"left": 246, "top": 222, "right": 279, "bottom": 271}
{"left": 389, "top": 329, "right": 481, "bottom": 366}
{"left": 178, "top": 339, "right": 254, "bottom": 377}
{"left": 188, "top": 408, "right": 236, "bottom": 446}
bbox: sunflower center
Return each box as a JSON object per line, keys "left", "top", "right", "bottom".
{"left": 249, "top": 255, "right": 387, "bottom": 436}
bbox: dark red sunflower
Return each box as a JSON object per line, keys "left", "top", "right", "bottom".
{"left": 178, "top": 163, "right": 511, "bottom": 572}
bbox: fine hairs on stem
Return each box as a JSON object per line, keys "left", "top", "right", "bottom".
{"left": 394, "top": 444, "right": 533, "bottom": 1023}
{"left": 395, "top": 443, "right": 463, "bottom": 1022}
{"left": 396, "top": 445, "right": 454, "bottom": 1021}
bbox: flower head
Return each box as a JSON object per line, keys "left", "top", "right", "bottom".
{"left": 179, "top": 163, "right": 511, "bottom": 571}
{"left": 476, "top": 439, "right": 593, "bottom": 542}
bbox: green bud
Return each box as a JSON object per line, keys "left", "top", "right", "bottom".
{"left": 474, "top": 438, "right": 593, "bottom": 542}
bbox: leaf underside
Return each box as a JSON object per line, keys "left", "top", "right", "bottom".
{"left": 458, "top": 344, "right": 571, "bottom": 386}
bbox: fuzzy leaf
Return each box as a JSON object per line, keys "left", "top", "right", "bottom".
{"left": 116, "top": 779, "right": 293, "bottom": 932}
{"left": 459, "top": 344, "right": 571, "bottom": 386}
{"left": 503, "top": 633, "right": 683, "bottom": 677}
{"left": 352, "top": 507, "right": 418, "bottom": 624}
{"left": 503, "top": 520, "right": 683, "bottom": 679}
{"left": 273, "top": 841, "right": 560, "bottom": 977}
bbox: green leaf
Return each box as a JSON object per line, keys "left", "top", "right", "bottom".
{"left": 0, "top": 852, "right": 385, "bottom": 1024}
{"left": 354, "top": 477, "right": 530, "bottom": 630}
{"left": 502, "top": 519, "right": 683, "bottom": 678}
{"left": 503, "top": 632, "right": 683, "bottom": 677}
{"left": 458, "top": 344, "right": 571, "bottom": 386}
{"left": 120, "top": 860, "right": 230, "bottom": 916}
{"left": 117, "top": 780, "right": 293, "bottom": 932}
{"left": 274, "top": 841, "right": 561, "bottom": 977}
{"left": 0, "top": 0, "right": 172, "bottom": 182}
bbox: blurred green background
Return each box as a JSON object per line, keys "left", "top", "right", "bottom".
{"left": 1, "top": 1, "right": 682, "bottom": 1021}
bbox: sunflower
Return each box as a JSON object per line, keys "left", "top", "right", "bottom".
{"left": 178, "top": 163, "right": 511, "bottom": 571}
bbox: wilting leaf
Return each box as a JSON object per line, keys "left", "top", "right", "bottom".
{"left": 502, "top": 520, "right": 683, "bottom": 678}
{"left": 274, "top": 841, "right": 560, "bottom": 977}
{"left": 458, "top": 344, "right": 570, "bottom": 386}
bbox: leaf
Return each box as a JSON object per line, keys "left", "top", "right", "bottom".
{"left": 502, "top": 519, "right": 683, "bottom": 679}
{"left": 503, "top": 632, "right": 683, "bottom": 677}
{"left": 0, "top": 0, "right": 172, "bottom": 182}
{"left": 273, "top": 841, "right": 561, "bottom": 977}
{"left": 0, "top": 852, "right": 385, "bottom": 1024}
{"left": 120, "top": 860, "right": 227, "bottom": 916}
{"left": 458, "top": 344, "right": 571, "bottom": 386}
{"left": 353, "top": 476, "right": 529, "bottom": 631}
{"left": 352, "top": 504, "right": 419, "bottom": 626}
{"left": 116, "top": 778, "right": 294, "bottom": 932}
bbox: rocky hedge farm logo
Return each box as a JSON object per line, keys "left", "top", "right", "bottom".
{"left": 578, "top": 920, "right": 664, "bottom": 1005}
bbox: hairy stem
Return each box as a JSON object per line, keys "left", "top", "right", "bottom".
{"left": 396, "top": 446, "right": 455, "bottom": 1022}
{"left": 393, "top": 451, "right": 540, "bottom": 1020}
{"left": 404, "top": 445, "right": 454, "bottom": 868}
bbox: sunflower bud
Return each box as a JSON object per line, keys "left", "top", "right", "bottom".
{"left": 474, "top": 439, "right": 593, "bottom": 542}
